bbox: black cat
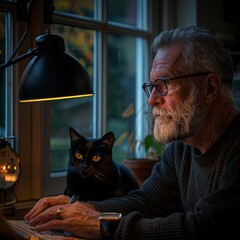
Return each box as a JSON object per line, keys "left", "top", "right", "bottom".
{"left": 64, "top": 127, "right": 139, "bottom": 201}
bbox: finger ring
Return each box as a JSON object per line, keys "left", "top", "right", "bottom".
{"left": 56, "top": 207, "right": 64, "bottom": 220}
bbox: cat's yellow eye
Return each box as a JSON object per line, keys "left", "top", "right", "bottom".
{"left": 75, "top": 153, "right": 83, "bottom": 160}
{"left": 92, "top": 155, "right": 101, "bottom": 162}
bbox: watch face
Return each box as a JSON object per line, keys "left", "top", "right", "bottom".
{"left": 98, "top": 212, "right": 122, "bottom": 221}
{"left": 0, "top": 147, "right": 20, "bottom": 189}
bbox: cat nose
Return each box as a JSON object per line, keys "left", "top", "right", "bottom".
{"left": 82, "top": 163, "right": 88, "bottom": 168}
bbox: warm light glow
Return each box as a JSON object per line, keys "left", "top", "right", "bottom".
{"left": 0, "top": 148, "right": 20, "bottom": 188}
{"left": 4, "top": 174, "right": 17, "bottom": 182}
{"left": 19, "top": 93, "right": 94, "bottom": 103}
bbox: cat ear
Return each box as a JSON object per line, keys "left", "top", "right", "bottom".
{"left": 101, "top": 131, "right": 115, "bottom": 149}
{"left": 69, "top": 127, "right": 84, "bottom": 143}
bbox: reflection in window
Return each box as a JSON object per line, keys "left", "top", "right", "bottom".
{"left": 50, "top": 25, "right": 94, "bottom": 173}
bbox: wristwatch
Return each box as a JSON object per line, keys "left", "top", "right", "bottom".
{"left": 98, "top": 212, "right": 122, "bottom": 239}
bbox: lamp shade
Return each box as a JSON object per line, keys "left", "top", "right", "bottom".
{"left": 19, "top": 33, "right": 94, "bottom": 102}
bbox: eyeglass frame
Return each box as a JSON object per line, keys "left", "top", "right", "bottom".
{"left": 142, "top": 72, "right": 212, "bottom": 98}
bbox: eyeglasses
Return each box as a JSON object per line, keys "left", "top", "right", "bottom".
{"left": 142, "top": 72, "right": 211, "bottom": 98}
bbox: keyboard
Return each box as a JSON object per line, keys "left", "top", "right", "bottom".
{"left": 8, "top": 220, "right": 83, "bottom": 240}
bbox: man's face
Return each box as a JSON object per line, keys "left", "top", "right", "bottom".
{"left": 149, "top": 45, "right": 206, "bottom": 143}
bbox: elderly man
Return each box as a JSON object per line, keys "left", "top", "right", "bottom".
{"left": 25, "top": 26, "right": 240, "bottom": 240}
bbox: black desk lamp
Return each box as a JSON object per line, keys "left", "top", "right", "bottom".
{"left": 19, "top": 31, "right": 93, "bottom": 102}
{"left": 0, "top": 0, "right": 94, "bottom": 102}
{"left": 0, "top": 31, "right": 94, "bottom": 102}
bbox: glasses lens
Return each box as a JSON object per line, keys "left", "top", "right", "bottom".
{"left": 142, "top": 79, "right": 168, "bottom": 98}
{"left": 155, "top": 79, "right": 167, "bottom": 96}
{"left": 142, "top": 83, "right": 153, "bottom": 98}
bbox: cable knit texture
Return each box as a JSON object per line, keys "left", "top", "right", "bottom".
{"left": 91, "top": 113, "right": 240, "bottom": 239}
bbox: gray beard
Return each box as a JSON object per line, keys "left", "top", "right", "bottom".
{"left": 152, "top": 90, "right": 206, "bottom": 143}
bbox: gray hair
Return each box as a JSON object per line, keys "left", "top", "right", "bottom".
{"left": 152, "top": 26, "right": 234, "bottom": 88}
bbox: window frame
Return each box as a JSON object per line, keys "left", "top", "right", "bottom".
{"left": 0, "top": 2, "right": 15, "bottom": 141}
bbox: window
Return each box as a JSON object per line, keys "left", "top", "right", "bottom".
{"left": 1, "top": 0, "right": 158, "bottom": 201}
{"left": 43, "top": 0, "right": 152, "bottom": 196}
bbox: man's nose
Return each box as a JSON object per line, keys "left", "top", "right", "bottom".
{"left": 148, "top": 88, "right": 165, "bottom": 106}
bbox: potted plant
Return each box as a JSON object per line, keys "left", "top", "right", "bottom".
{"left": 114, "top": 103, "right": 165, "bottom": 185}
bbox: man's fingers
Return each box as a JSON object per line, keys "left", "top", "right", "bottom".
{"left": 28, "top": 207, "right": 60, "bottom": 227}
{"left": 33, "top": 219, "right": 63, "bottom": 232}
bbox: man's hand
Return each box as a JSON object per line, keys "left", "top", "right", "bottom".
{"left": 24, "top": 196, "right": 101, "bottom": 239}
{"left": 24, "top": 195, "right": 70, "bottom": 221}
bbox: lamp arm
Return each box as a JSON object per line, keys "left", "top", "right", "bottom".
{"left": 0, "top": 0, "right": 34, "bottom": 74}
{"left": 0, "top": 47, "right": 38, "bottom": 73}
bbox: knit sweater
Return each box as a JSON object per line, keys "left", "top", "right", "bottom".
{"left": 92, "top": 113, "right": 240, "bottom": 239}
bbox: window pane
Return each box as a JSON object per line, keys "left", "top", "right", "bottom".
{"left": 0, "top": 13, "right": 6, "bottom": 136}
{"left": 108, "top": 0, "right": 144, "bottom": 28}
{"left": 50, "top": 25, "right": 94, "bottom": 173}
{"left": 54, "top": 0, "right": 95, "bottom": 18}
{"left": 50, "top": 98, "right": 93, "bottom": 173}
{"left": 107, "top": 33, "right": 137, "bottom": 162}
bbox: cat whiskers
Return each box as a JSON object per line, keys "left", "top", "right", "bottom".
{"left": 91, "top": 169, "right": 117, "bottom": 188}
{"left": 67, "top": 165, "right": 82, "bottom": 173}
{"left": 67, "top": 162, "right": 117, "bottom": 188}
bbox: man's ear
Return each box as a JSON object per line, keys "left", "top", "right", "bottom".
{"left": 205, "top": 74, "right": 220, "bottom": 104}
